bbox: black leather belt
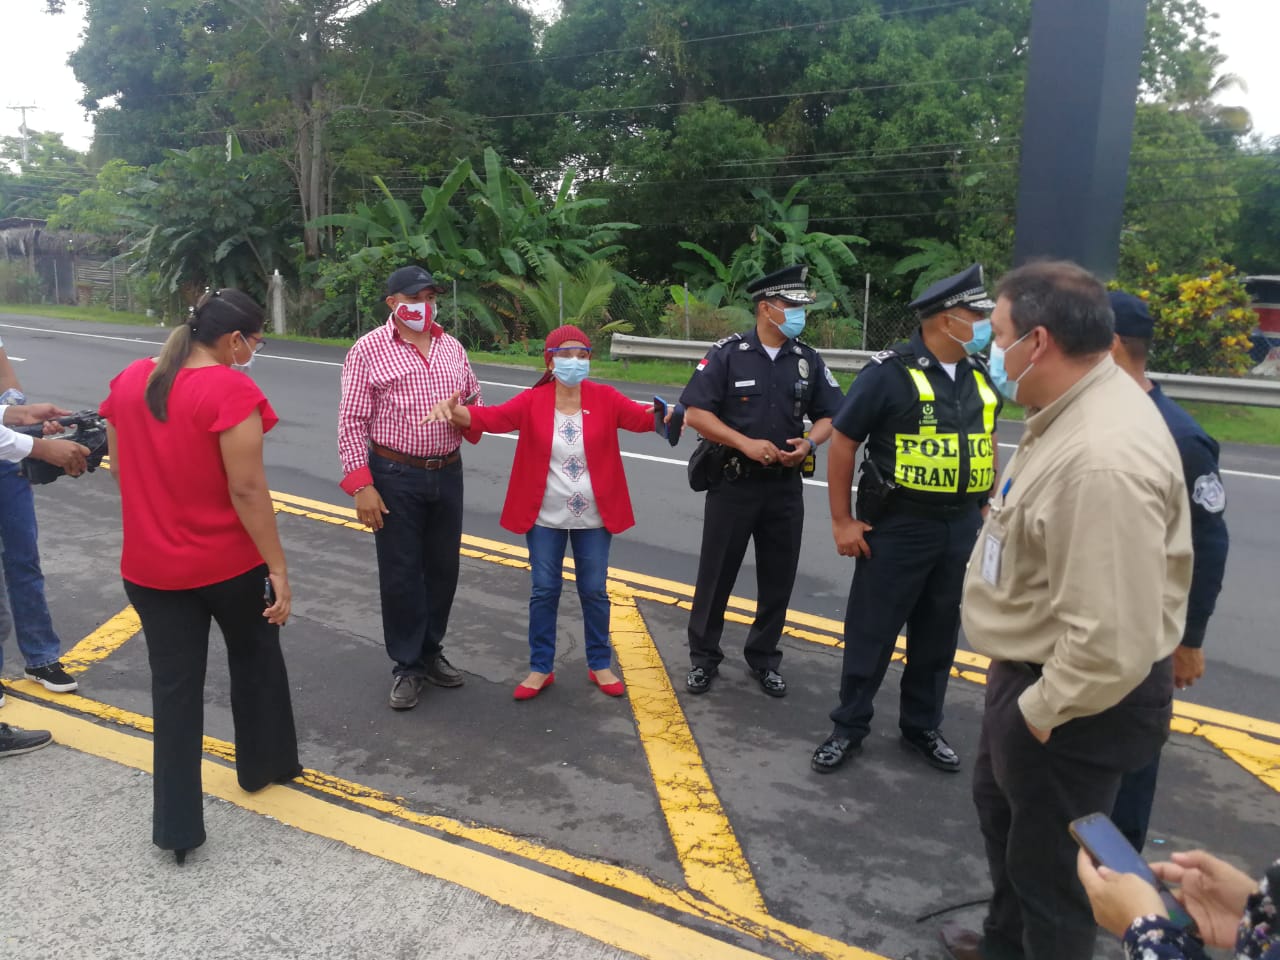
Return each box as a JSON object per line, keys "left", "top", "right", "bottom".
{"left": 371, "top": 443, "right": 460, "bottom": 470}
{"left": 889, "top": 497, "right": 983, "bottom": 520}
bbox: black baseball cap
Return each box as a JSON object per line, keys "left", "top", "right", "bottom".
{"left": 386, "top": 265, "right": 445, "bottom": 297}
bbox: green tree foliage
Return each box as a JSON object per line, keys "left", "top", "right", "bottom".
{"left": 0, "top": 130, "right": 93, "bottom": 219}
{"left": 32, "top": 0, "right": 1261, "bottom": 348}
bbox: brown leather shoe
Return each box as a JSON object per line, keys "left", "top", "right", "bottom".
{"left": 939, "top": 921, "right": 985, "bottom": 960}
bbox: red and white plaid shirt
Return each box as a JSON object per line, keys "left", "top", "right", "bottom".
{"left": 338, "top": 316, "right": 483, "bottom": 494}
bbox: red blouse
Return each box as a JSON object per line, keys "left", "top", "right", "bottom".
{"left": 100, "top": 358, "right": 278, "bottom": 590}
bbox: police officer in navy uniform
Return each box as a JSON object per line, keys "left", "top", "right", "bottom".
{"left": 681, "top": 265, "right": 844, "bottom": 697}
{"left": 1107, "top": 291, "right": 1230, "bottom": 849}
{"left": 813, "top": 264, "right": 1002, "bottom": 774}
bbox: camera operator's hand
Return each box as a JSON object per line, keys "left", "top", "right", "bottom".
{"left": 3, "top": 402, "right": 72, "bottom": 426}
{"left": 30, "top": 438, "right": 92, "bottom": 477}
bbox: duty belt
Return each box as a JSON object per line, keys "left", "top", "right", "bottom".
{"left": 888, "top": 496, "right": 983, "bottom": 520}
{"left": 370, "top": 443, "right": 461, "bottom": 471}
{"left": 723, "top": 454, "right": 799, "bottom": 482}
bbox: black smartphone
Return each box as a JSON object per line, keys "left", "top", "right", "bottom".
{"left": 653, "top": 395, "right": 669, "bottom": 437}
{"left": 264, "top": 576, "right": 275, "bottom": 606}
{"left": 1069, "top": 812, "right": 1196, "bottom": 932}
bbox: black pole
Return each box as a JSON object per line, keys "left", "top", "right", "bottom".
{"left": 1012, "top": 0, "right": 1149, "bottom": 278}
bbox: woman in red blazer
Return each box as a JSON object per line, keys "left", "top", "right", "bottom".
{"left": 429, "top": 325, "right": 653, "bottom": 700}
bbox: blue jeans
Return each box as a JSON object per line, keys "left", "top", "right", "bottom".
{"left": 0, "top": 460, "right": 62, "bottom": 673}
{"left": 370, "top": 453, "right": 463, "bottom": 677}
{"left": 525, "top": 525, "right": 613, "bottom": 674}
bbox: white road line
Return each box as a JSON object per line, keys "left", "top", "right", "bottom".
{"left": 7, "top": 321, "right": 1278, "bottom": 484}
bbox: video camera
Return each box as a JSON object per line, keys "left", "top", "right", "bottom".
{"left": 13, "top": 411, "right": 109, "bottom": 484}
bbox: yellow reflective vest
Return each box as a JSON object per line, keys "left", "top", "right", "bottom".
{"left": 893, "top": 366, "right": 999, "bottom": 495}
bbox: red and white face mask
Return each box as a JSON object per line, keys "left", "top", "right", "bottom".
{"left": 393, "top": 300, "right": 433, "bottom": 332}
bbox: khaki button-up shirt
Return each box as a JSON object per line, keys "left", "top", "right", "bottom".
{"left": 961, "top": 356, "right": 1192, "bottom": 731}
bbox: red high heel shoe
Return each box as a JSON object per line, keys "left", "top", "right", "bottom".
{"left": 513, "top": 672, "right": 554, "bottom": 701}
{"left": 588, "top": 669, "right": 626, "bottom": 697}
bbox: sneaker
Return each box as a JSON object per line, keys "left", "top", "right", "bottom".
{"left": 389, "top": 674, "right": 425, "bottom": 710}
{"left": 24, "top": 662, "right": 78, "bottom": 693}
{"left": 686, "top": 666, "right": 718, "bottom": 694}
{"left": 0, "top": 722, "right": 53, "bottom": 757}
{"left": 424, "top": 655, "right": 464, "bottom": 688}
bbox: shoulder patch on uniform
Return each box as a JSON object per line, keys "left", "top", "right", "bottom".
{"left": 1192, "top": 473, "right": 1226, "bottom": 513}
{"left": 870, "top": 349, "right": 900, "bottom": 364}
{"left": 738, "top": 340, "right": 751, "bottom": 350}
{"left": 712, "top": 333, "right": 743, "bottom": 349}
{"left": 824, "top": 366, "right": 839, "bottom": 388}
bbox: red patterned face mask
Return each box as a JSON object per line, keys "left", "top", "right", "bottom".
{"left": 393, "top": 300, "right": 433, "bottom": 331}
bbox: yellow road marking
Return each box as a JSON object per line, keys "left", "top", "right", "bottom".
{"left": 609, "top": 586, "right": 766, "bottom": 917}
{"left": 9, "top": 676, "right": 874, "bottom": 958}
{"left": 2, "top": 699, "right": 771, "bottom": 960}
{"left": 59, "top": 606, "right": 141, "bottom": 674}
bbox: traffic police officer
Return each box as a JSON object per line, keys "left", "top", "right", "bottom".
{"left": 1107, "top": 291, "right": 1230, "bottom": 849}
{"left": 681, "top": 265, "right": 844, "bottom": 698}
{"left": 812, "top": 264, "right": 1001, "bottom": 773}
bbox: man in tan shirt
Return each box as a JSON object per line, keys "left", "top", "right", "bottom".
{"left": 940, "top": 261, "right": 1192, "bottom": 960}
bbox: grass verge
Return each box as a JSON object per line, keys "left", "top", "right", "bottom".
{"left": 5, "top": 306, "right": 1276, "bottom": 446}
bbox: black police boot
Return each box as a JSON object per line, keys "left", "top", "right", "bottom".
{"left": 686, "top": 666, "right": 717, "bottom": 694}
{"left": 811, "top": 734, "right": 861, "bottom": 773}
{"left": 900, "top": 728, "right": 961, "bottom": 772}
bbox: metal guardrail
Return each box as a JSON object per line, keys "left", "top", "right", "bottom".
{"left": 610, "top": 334, "right": 1280, "bottom": 407}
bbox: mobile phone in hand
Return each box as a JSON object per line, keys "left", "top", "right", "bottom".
{"left": 653, "top": 395, "right": 669, "bottom": 437}
{"left": 264, "top": 576, "right": 275, "bottom": 606}
{"left": 1069, "top": 812, "right": 1197, "bottom": 932}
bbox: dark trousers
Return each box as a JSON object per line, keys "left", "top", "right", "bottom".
{"left": 687, "top": 472, "right": 803, "bottom": 674}
{"left": 370, "top": 452, "right": 463, "bottom": 677}
{"left": 829, "top": 507, "right": 981, "bottom": 739}
{"left": 1112, "top": 751, "right": 1162, "bottom": 851}
{"left": 124, "top": 566, "right": 302, "bottom": 851}
{"left": 973, "top": 659, "right": 1173, "bottom": 960}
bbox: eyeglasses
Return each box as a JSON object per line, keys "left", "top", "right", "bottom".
{"left": 548, "top": 347, "right": 592, "bottom": 360}
{"left": 243, "top": 334, "right": 267, "bottom": 354}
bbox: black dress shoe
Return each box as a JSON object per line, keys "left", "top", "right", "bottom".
{"left": 425, "top": 655, "right": 464, "bottom": 688}
{"left": 901, "top": 728, "right": 961, "bottom": 772}
{"left": 811, "top": 735, "right": 861, "bottom": 773}
{"left": 751, "top": 668, "right": 787, "bottom": 698}
{"left": 686, "top": 666, "right": 717, "bottom": 694}
{"left": 938, "top": 921, "right": 985, "bottom": 960}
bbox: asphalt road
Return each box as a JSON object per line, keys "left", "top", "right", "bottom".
{"left": 2, "top": 312, "right": 1277, "bottom": 959}
{"left": 4, "top": 312, "right": 1277, "bottom": 720}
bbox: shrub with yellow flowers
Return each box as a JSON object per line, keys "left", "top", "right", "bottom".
{"left": 1133, "top": 260, "right": 1258, "bottom": 377}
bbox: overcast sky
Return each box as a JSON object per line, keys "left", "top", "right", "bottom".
{"left": 3, "top": 0, "right": 1276, "bottom": 153}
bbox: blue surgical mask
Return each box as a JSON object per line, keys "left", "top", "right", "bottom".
{"left": 777, "top": 306, "right": 806, "bottom": 339}
{"left": 988, "top": 330, "right": 1035, "bottom": 402}
{"left": 552, "top": 356, "right": 590, "bottom": 387}
{"left": 948, "top": 316, "right": 992, "bottom": 356}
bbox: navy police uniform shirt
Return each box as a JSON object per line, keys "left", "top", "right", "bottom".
{"left": 679, "top": 328, "right": 844, "bottom": 447}
{"left": 833, "top": 330, "right": 1002, "bottom": 505}
{"left": 1148, "top": 382, "right": 1228, "bottom": 648}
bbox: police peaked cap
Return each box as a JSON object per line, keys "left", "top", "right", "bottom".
{"left": 1108, "top": 291, "right": 1155, "bottom": 339}
{"left": 909, "top": 264, "right": 996, "bottom": 316}
{"left": 746, "top": 265, "right": 817, "bottom": 305}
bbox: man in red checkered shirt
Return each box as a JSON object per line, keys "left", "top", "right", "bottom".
{"left": 338, "top": 265, "right": 483, "bottom": 711}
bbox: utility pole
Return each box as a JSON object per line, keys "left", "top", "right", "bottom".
{"left": 7, "top": 105, "right": 38, "bottom": 164}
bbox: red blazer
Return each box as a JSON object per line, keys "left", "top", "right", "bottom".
{"left": 464, "top": 380, "right": 653, "bottom": 534}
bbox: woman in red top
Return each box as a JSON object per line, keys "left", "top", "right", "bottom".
{"left": 100, "top": 289, "right": 301, "bottom": 864}
{"left": 429, "top": 325, "right": 653, "bottom": 700}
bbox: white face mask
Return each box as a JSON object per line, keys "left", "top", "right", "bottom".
{"left": 392, "top": 300, "right": 434, "bottom": 332}
{"left": 232, "top": 334, "right": 256, "bottom": 372}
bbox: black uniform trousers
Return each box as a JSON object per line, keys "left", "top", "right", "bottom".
{"left": 973, "top": 659, "right": 1172, "bottom": 960}
{"left": 124, "top": 565, "right": 302, "bottom": 852}
{"left": 688, "top": 470, "right": 803, "bottom": 674}
{"left": 829, "top": 506, "right": 981, "bottom": 739}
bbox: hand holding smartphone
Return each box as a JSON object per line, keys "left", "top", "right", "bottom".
{"left": 1070, "top": 812, "right": 1197, "bottom": 933}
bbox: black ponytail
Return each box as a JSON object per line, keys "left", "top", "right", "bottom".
{"left": 144, "top": 288, "right": 265, "bottom": 421}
